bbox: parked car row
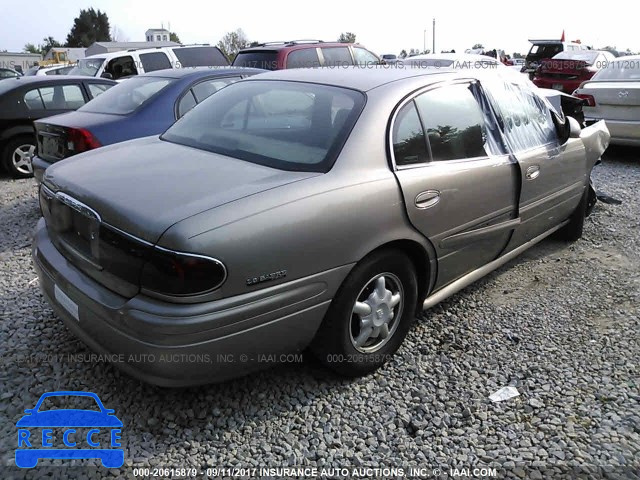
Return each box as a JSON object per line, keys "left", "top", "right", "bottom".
{"left": 28, "top": 60, "right": 612, "bottom": 386}
{"left": 32, "top": 67, "right": 262, "bottom": 181}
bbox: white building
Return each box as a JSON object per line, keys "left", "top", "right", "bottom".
{"left": 145, "top": 28, "right": 171, "bottom": 42}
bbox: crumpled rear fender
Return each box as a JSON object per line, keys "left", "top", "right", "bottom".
{"left": 580, "top": 120, "right": 610, "bottom": 168}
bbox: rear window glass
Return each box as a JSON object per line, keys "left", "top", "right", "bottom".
{"left": 140, "top": 52, "right": 172, "bottom": 72}
{"left": 528, "top": 44, "right": 562, "bottom": 59}
{"left": 23, "top": 84, "right": 85, "bottom": 110}
{"left": 233, "top": 51, "right": 278, "bottom": 70}
{"left": 173, "top": 47, "right": 229, "bottom": 67}
{"left": 592, "top": 59, "right": 640, "bottom": 80}
{"left": 392, "top": 101, "right": 428, "bottom": 166}
{"left": 69, "top": 58, "right": 105, "bottom": 77}
{"left": 79, "top": 76, "right": 174, "bottom": 115}
{"left": 162, "top": 80, "right": 365, "bottom": 172}
{"left": 321, "top": 47, "right": 353, "bottom": 67}
{"left": 414, "top": 84, "right": 488, "bottom": 161}
{"left": 286, "top": 49, "right": 320, "bottom": 69}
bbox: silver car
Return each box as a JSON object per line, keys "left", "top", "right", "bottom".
{"left": 33, "top": 67, "right": 610, "bottom": 386}
{"left": 574, "top": 55, "right": 640, "bottom": 146}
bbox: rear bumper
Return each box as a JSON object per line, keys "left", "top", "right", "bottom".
{"left": 586, "top": 118, "right": 640, "bottom": 146}
{"left": 32, "top": 156, "right": 53, "bottom": 184}
{"left": 32, "top": 218, "right": 348, "bottom": 386}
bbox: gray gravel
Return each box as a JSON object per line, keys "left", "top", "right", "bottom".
{"left": 1, "top": 147, "right": 639, "bottom": 479}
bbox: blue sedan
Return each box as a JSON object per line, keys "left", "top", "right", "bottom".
{"left": 32, "top": 67, "right": 263, "bottom": 182}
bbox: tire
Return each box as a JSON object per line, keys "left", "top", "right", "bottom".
{"left": 558, "top": 185, "right": 588, "bottom": 241}
{"left": 310, "top": 249, "right": 418, "bottom": 377}
{"left": 3, "top": 135, "right": 36, "bottom": 178}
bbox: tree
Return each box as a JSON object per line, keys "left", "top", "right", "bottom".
{"left": 216, "top": 29, "right": 249, "bottom": 61}
{"left": 399, "top": 49, "right": 407, "bottom": 58}
{"left": 472, "top": 43, "right": 484, "bottom": 49}
{"left": 170, "top": 32, "right": 181, "bottom": 43}
{"left": 66, "top": 8, "right": 111, "bottom": 47}
{"left": 338, "top": 32, "right": 356, "bottom": 43}
{"left": 24, "top": 43, "right": 39, "bottom": 54}
{"left": 40, "top": 36, "right": 62, "bottom": 55}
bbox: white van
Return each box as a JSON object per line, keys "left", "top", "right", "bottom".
{"left": 68, "top": 45, "right": 229, "bottom": 80}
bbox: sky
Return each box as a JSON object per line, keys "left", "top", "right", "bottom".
{"left": 1, "top": 0, "right": 638, "bottom": 57}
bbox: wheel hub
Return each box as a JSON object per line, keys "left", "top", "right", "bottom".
{"left": 350, "top": 274, "right": 404, "bottom": 353}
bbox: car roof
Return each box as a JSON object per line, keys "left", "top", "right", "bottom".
{"left": 0, "top": 75, "right": 114, "bottom": 91}
{"left": 238, "top": 41, "right": 365, "bottom": 52}
{"left": 402, "top": 53, "right": 500, "bottom": 64}
{"left": 83, "top": 45, "right": 221, "bottom": 61}
{"left": 140, "top": 66, "right": 265, "bottom": 79}
{"left": 244, "top": 66, "right": 460, "bottom": 92}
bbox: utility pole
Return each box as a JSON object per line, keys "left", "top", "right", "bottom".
{"left": 423, "top": 29, "right": 426, "bottom": 53}
{"left": 432, "top": 18, "right": 436, "bottom": 54}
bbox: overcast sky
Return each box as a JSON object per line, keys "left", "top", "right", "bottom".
{"left": 1, "top": 0, "right": 637, "bottom": 56}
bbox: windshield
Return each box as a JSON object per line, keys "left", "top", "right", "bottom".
{"left": 553, "top": 51, "right": 600, "bottom": 64}
{"left": 162, "top": 80, "right": 366, "bottom": 172}
{"left": 233, "top": 51, "right": 278, "bottom": 70}
{"left": 79, "top": 76, "right": 175, "bottom": 115}
{"left": 69, "top": 58, "right": 105, "bottom": 77}
{"left": 592, "top": 58, "right": 640, "bottom": 81}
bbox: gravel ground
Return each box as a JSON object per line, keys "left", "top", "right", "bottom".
{"left": 1, "top": 147, "right": 639, "bottom": 479}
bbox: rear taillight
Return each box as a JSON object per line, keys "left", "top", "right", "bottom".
{"left": 574, "top": 94, "right": 596, "bottom": 107}
{"left": 66, "top": 128, "right": 101, "bottom": 153}
{"left": 140, "top": 247, "right": 227, "bottom": 296}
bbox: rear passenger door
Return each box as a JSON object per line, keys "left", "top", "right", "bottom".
{"left": 392, "top": 81, "right": 519, "bottom": 289}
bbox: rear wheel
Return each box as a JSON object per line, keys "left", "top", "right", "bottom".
{"left": 3, "top": 135, "right": 35, "bottom": 178}
{"left": 310, "top": 250, "right": 418, "bottom": 377}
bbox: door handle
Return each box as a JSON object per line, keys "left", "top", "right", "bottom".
{"left": 415, "top": 190, "right": 440, "bottom": 209}
{"left": 526, "top": 165, "right": 540, "bottom": 180}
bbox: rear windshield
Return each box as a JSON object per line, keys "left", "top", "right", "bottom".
{"left": 592, "top": 59, "right": 640, "bottom": 80}
{"left": 233, "top": 51, "right": 278, "bottom": 70}
{"left": 172, "top": 47, "right": 229, "bottom": 67}
{"left": 528, "top": 44, "right": 562, "bottom": 60}
{"left": 69, "top": 58, "right": 105, "bottom": 77}
{"left": 553, "top": 51, "right": 600, "bottom": 64}
{"left": 162, "top": 80, "right": 366, "bottom": 172}
{"left": 79, "top": 76, "right": 175, "bottom": 115}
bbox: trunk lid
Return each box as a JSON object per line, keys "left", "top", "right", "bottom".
{"left": 579, "top": 81, "right": 640, "bottom": 120}
{"left": 43, "top": 136, "right": 320, "bottom": 244}
{"left": 41, "top": 136, "right": 319, "bottom": 298}
{"left": 35, "top": 111, "right": 119, "bottom": 162}
{"left": 538, "top": 59, "right": 594, "bottom": 81}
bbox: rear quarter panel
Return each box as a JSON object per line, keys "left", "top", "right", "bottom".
{"left": 157, "top": 88, "right": 436, "bottom": 298}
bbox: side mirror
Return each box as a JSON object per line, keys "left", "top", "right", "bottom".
{"left": 101, "top": 72, "right": 113, "bottom": 80}
{"left": 567, "top": 116, "right": 581, "bottom": 139}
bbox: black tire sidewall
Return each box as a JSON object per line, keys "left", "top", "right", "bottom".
{"left": 3, "top": 135, "right": 35, "bottom": 178}
{"left": 312, "top": 250, "right": 418, "bottom": 377}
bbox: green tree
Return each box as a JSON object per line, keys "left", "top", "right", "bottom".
{"left": 216, "top": 29, "right": 249, "bottom": 61}
{"left": 472, "top": 43, "right": 484, "bottom": 49}
{"left": 40, "top": 36, "right": 62, "bottom": 55}
{"left": 338, "top": 32, "right": 356, "bottom": 43}
{"left": 399, "top": 49, "right": 407, "bottom": 58}
{"left": 170, "top": 32, "right": 181, "bottom": 43}
{"left": 66, "top": 8, "right": 111, "bottom": 47}
{"left": 24, "top": 43, "right": 40, "bottom": 54}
